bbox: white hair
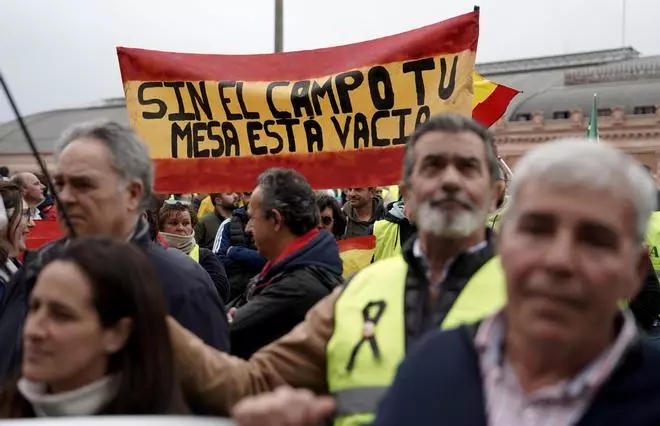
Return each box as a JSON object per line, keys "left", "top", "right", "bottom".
{"left": 508, "top": 139, "right": 656, "bottom": 242}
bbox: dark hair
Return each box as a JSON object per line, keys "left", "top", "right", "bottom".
{"left": 402, "top": 114, "right": 499, "bottom": 186}
{"left": 0, "top": 167, "right": 8, "bottom": 178}
{"left": 0, "top": 183, "right": 25, "bottom": 264}
{"left": 158, "top": 202, "right": 198, "bottom": 230}
{"left": 1, "top": 237, "right": 187, "bottom": 416}
{"left": 257, "top": 168, "right": 319, "bottom": 236}
{"left": 316, "top": 194, "right": 347, "bottom": 239}
{"left": 144, "top": 194, "right": 165, "bottom": 241}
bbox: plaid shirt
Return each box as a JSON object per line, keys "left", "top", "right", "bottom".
{"left": 476, "top": 309, "right": 637, "bottom": 426}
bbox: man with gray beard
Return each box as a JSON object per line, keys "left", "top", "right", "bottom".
{"left": 166, "top": 114, "right": 507, "bottom": 424}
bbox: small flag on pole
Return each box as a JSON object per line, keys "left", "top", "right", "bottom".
{"left": 587, "top": 93, "right": 599, "bottom": 141}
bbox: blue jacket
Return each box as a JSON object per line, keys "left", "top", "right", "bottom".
{"left": 373, "top": 324, "right": 660, "bottom": 426}
{"left": 0, "top": 220, "right": 230, "bottom": 381}
{"left": 217, "top": 208, "right": 265, "bottom": 270}
{"left": 230, "top": 230, "right": 343, "bottom": 359}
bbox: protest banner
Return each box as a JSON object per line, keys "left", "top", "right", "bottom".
{"left": 117, "top": 10, "right": 491, "bottom": 193}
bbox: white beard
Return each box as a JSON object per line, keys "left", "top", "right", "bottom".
{"left": 416, "top": 199, "right": 488, "bottom": 238}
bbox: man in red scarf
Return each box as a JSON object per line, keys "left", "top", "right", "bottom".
{"left": 228, "top": 168, "right": 343, "bottom": 359}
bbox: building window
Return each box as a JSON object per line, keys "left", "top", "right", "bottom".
{"left": 634, "top": 106, "right": 656, "bottom": 115}
{"left": 597, "top": 108, "right": 611, "bottom": 117}
{"left": 552, "top": 111, "right": 570, "bottom": 119}
{"left": 513, "top": 113, "right": 532, "bottom": 121}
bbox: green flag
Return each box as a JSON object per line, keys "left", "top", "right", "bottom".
{"left": 587, "top": 94, "right": 599, "bottom": 141}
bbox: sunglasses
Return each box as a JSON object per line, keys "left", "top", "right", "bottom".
{"left": 320, "top": 216, "right": 333, "bottom": 226}
{"left": 164, "top": 199, "right": 191, "bottom": 206}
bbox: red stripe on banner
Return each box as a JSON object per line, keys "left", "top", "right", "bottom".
{"left": 153, "top": 146, "right": 405, "bottom": 193}
{"left": 472, "top": 84, "right": 520, "bottom": 128}
{"left": 117, "top": 11, "right": 478, "bottom": 82}
{"left": 338, "top": 235, "right": 377, "bottom": 252}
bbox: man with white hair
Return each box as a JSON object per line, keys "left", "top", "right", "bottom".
{"left": 166, "top": 114, "right": 507, "bottom": 423}
{"left": 232, "top": 138, "right": 660, "bottom": 426}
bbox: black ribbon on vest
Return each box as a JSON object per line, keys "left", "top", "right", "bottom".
{"left": 345, "top": 300, "right": 387, "bottom": 372}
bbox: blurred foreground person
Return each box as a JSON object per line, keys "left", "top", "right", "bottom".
{"left": 0, "top": 183, "right": 35, "bottom": 303}
{"left": 0, "top": 121, "right": 229, "bottom": 380}
{"left": 372, "top": 140, "right": 660, "bottom": 426}
{"left": 315, "top": 194, "right": 346, "bottom": 240}
{"left": 227, "top": 168, "right": 342, "bottom": 359}
{"left": 159, "top": 202, "right": 230, "bottom": 303}
{"left": 166, "top": 114, "right": 506, "bottom": 421}
{"left": 0, "top": 238, "right": 187, "bottom": 417}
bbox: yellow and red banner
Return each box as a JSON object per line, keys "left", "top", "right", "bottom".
{"left": 118, "top": 10, "right": 511, "bottom": 193}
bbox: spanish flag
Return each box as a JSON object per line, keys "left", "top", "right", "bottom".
{"left": 472, "top": 73, "right": 519, "bottom": 127}
{"left": 338, "top": 235, "right": 376, "bottom": 280}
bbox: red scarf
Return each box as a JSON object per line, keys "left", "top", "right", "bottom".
{"left": 259, "top": 228, "right": 319, "bottom": 279}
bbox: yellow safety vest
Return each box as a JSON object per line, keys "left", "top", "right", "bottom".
{"left": 372, "top": 220, "right": 401, "bottom": 262}
{"left": 188, "top": 244, "right": 200, "bottom": 263}
{"left": 646, "top": 211, "right": 660, "bottom": 279}
{"left": 326, "top": 255, "right": 506, "bottom": 426}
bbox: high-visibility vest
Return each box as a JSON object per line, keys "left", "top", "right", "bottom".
{"left": 646, "top": 211, "right": 660, "bottom": 279}
{"left": 372, "top": 220, "right": 401, "bottom": 262}
{"left": 326, "top": 255, "right": 506, "bottom": 426}
{"left": 189, "top": 244, "right": 200, "bottom": 263}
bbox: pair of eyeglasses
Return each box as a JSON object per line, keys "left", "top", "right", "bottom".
{"left": 320, "top": 216, "right": 333, "bottom": 226}
{"left": 164, "top": 199, "right": 191, "bottom": 206}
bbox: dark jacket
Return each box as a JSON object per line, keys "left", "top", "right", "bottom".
{"left": 373, "top": 325, "right": 660, "bottom": 426}
{"left": 199, "top": 247, "right": 230, "bottom": 304}
{"left": 217, "top": 208, "right": 266, "bottom": 300}
{"left": 195, "top": 210, "right": 227, "bottom": 250}
{"left": 230, "top": 230, "right": 343, "bottom": 359}
{"left": 0, "top": 220, "right": 230, "bottom": 381}
{"left": 342, "top": 197, "right": 385, "bottom": 239}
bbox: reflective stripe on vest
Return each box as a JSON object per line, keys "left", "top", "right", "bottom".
{"left": 188, "top": 244, "right": 200, "bottom": 263}
{"left": 646, "top": 211, "right": 660, "bottom": 279}
{"left": 372, "top": 220, "right": 400, "bottom": 262}
{"left": 327, "top": 254, "right": 506, "bottom": 426}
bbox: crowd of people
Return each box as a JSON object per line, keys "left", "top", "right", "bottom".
{"left": 0, "top": 114, "right": 659, "bottom": 425}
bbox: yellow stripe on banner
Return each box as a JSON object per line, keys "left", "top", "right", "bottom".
{"left": 472, "top": 72, "right": 498, "bottom": 109}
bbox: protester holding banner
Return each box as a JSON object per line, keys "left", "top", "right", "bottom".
{"left": 158, "top": 201, "right": 230, "bottom": 303}
{"left": 0, "top": 121, "right": 230, "bottom": 381}
{"left": 166, "top": 114, "right": 508, "bottom": 422}
{"left": 0, "top": 183, "right": 34, "bottom": 305}
{"left": 0, "top": 238, "right": 188, "bottom": 417}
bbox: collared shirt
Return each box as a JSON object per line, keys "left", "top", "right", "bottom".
{"left": 476, "top": 309, "right": 638, "bottom": 426}
{"left": 412, "top": 238, "right": 487, "bottom": 288}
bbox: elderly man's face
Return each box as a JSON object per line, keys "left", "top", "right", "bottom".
{"left": 22, "top": 173, "right": 45, "bottom": 206}
{"left": 499, "top": 181, "right": 646, "bottom": 347}
{"left": 408, "top": 131, "right": 493, "bottom": 238}
{"left": 54, "top": 139, "right": 143, "bottom": 238}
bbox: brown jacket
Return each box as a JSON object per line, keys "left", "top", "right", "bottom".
{"left": 169, "top": 288, "right": 341, "bottom": 416}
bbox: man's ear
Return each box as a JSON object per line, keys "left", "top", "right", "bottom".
{"left": 271, "top": 209, "right": 284, "bottom": 232}
{"left": 126, "top": 180, "right": 145, "bottom": 212}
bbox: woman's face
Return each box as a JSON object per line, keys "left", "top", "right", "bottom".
{"left": 3, "top": 199, "right": 34, "bottom": 257}
{"left": 162, "top": 210, "right": 193, "bottom": 236}
{"left": 23, "top": 261, "right": 130, "bottom": 393}
{"left": 318, "top": 207, "right": 334, "bottom": 233}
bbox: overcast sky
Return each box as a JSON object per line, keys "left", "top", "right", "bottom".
{"left": 1, "top": 0, "right": 658, "bottom": 123}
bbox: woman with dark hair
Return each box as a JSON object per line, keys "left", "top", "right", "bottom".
{"left": 158, "top": 202, "right": 230, "bottom": 303}
{"left": 315, "top": 194, "right": 347, "bottom": 240}
{"left": 0, "top": 183, "right": 34, "bottom": 303}
{"left": 0, "top": 237, "right": 187, "bottom": 417}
